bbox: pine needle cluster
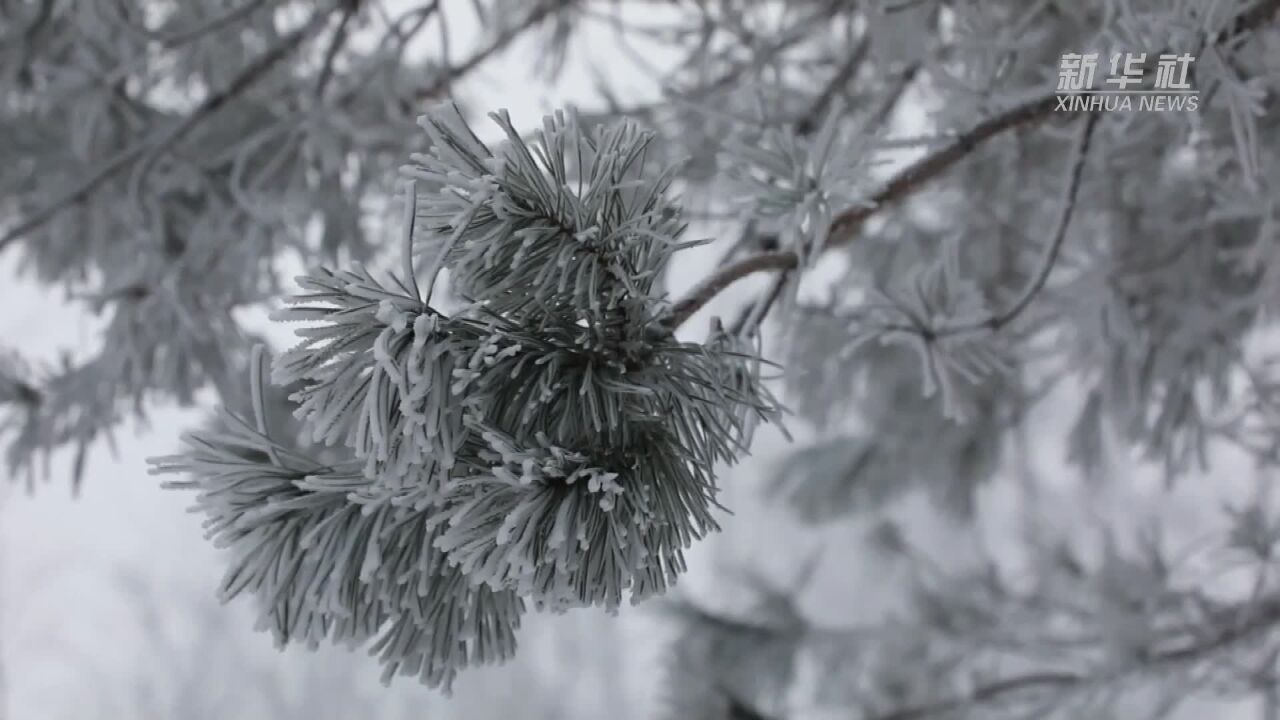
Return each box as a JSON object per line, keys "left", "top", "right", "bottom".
{"left": 152, "top": 106, "right": 780, "bottom": 689}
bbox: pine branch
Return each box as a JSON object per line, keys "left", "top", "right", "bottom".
{"left": 666, "top": 93, "right": 1064, "bottom": 329}
{"left": 0, "top": 143, "right": 142, "bottom": 253}
{"left": 794, "top": 32, "right": 872, "bottom": 136}
{"left": 158, "top": 0, "right": 272, "bottom": 49}
{"left": 723, "top": 46, "right": 923, "bottom": 334}
{"left": 0, "top": 6, "right": 330, "bottom": 253}
{"left": 412, "top": 0, "right": 565, "bottom": 101}
{"left": 1222, "top": 0, "right": 1280, "bottom": 41}
{"left": 869, "top": 593, "right": 1280, "bottom": 720}
{"left": 936, "top": 110, "right": 1099, "bottom": 336}
{"left": 156, "top": 106, "right": 783, "bottom": 686}
{"left": 127, "top": 9, "right": 332, "bottom": 218}
{"left": 665, "top": 251, "right": 797, "bottom": 329}
{"left": 666, "top": 0, "right": 1280, "bottom": 331}
{"left": 868, "top": 671, "right": 1082, "bottom": 720}
{"left": 315, "top": 0, "right": 360, "bottom": 99}
{"left": 740, "top": 70, "right": 924, "bottom": 332}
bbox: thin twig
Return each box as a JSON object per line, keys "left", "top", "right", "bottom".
{"left": 795, "top": 32, "right": 871, "bottom": 135}
{"left": 413, "top": 0, "right": 564, "bottom": 101}
{"left": 667, "top": 0, "right": 1280, "bottom": 331}
{"left": 986, "top": 114, "right": 1099, "bottom": 328}
{"left": 315, "top": 0, "right": 360, "bottom": 99}
{"left": 667, "top": 93, "right": 1064, "bottom": 329}
{"left": 128, "top": 10, "right": 330, "bottom": 223}
{"left": 731, "top": 270, "right": 790, "bottom": 335}
{"left": 159, "top": 0, "right": 272, "bottom": 49}
{"left": 0, "top": 8, "right": 328, "bottom": 254}
{"left": 869, "top": 671, "right": 1083, "bottom": 720}
{"left": 940, "top": 111, "right": 1099, "bottom": 336}
{"left": 868, "top": 61, "right": 922, "bottom": 130}
{"left": 869, "top": 594, "right": 1280, "bottom": 720}
{"left": 0, "top": 143, "right": 144, "bottom": 253}
{"left": 665, "top": 251, "right": 797, "bottom": 328}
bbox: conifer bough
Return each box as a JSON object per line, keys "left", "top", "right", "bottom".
{"left": 151, "top": 106, "right": 781, "bottom": 689}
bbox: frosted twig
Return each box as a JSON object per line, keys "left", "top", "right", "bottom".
{"left": 315, "top": 0, "right": 360, "bottom": 99}
{"left": 127, "top": 9, "right": 331, "bottom": 229}
{"left": 665, "top": 93, "right": 1067, "bottom": 330}
{"left": 665, "top": 251, "right": 797, "bottom": 329}
{"left": 941, "top": 111, "right": 1100, "bottom": 335}
{"left": 667, "top": 0, "right": 1280, "bottom": 333}
{"left": 413, "top": 1, "right": 563, "bottom": 101}
{"left": 0, "top": 7, "right": 328, "bottom": 254}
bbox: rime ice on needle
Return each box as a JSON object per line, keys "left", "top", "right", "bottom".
{"left": 152, "top": 105, "right": 781, "bottom": 689}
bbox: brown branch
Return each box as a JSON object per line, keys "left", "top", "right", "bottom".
{"left": 828, "top": 92, "right": 1062, "bottom": 248}
{"left": 730, "top": 270, "right": 789, "bottom": 335}
{"left": 669, "top": 0, "right": 1280, "bottom": 332}
{"left": 159, "top": 0, "right": 272, "bottom": 49}
{"left": 870, "top": 671, "right": 1082, "bottom": 720}
{"left": 413, "top": 0, "right": 565, "bottom": 101}
{"left": 0, "top": 8, "right": 329, "bottom": 254}
{"left": 868, "top": 595, "right": 1280, "bottom": 720}
{"left": 315, "top": 0, "right": 360, "bottom": 99}
{"left": 795, "top": 32, "right": 872, "bottom": 135}
{"left": 868, "top": 61, "right": 922, "bottom": 130}
{"left": 937, "top": 111, "right": 1099, "bottom": 336}
{"left": 666, "top": 93, "right": 1062, "bottom": 329}
{"left": 665, "top": 251, "right": 797, "bottom": 328}
{"left": 983, "top": 112, "right": 1098, "bottom": 330}
{"left": 128, "top": 10, "right": 330, "bottom": 213}
{"left": 0, "top": 145, "right": 144, "bottom": 253}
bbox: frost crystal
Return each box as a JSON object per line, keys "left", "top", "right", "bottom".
{"left": 153, "top": 106, "right": 780, "bottom": 689}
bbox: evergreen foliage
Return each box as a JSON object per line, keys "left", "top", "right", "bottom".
{"left": 153, "top": 107, "right": 779, "bottom": 687}
{"left": 5, "top": 0, "right": 1280, "bottom": 716}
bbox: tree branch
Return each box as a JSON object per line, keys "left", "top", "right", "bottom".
{"left": 870, "top": 671, "right": 1082, "bottom": 720}
{"left": 0, "top": 145, "right": 144, "bottom": 254}
{"left": 795, "top": 32, "right": 871, "bottom": 136}
{"left": 666, "top": 93, "right": 1063, "bottom": 329}
{"left": 412, "top": 0, "right": 564, "bottom": 102}
{"left": 868, "top": 594, "right": 1280, "bottom": 720}
{"left": 985, "top": 112, "right": 1098, "bottom": 329}
{"left": 0, "top": 8, "right": 329, "bottom": 254}
{"left": 315, "top": 0, "right": 360, "bottom": 99}
{"left": 668, "top": 0, "right": 1280, "bottom": 332}
{"left": 159, "top": 0, "right": 272, "bottom": 49}
{"left": 939, "top": 111, "right": 1099, "bottom": 336}
{"left": 665, "top": 251, "right": 797, "bottom": 329}
{"left": 128, "top": 9, "right": 331, "bottom": 221}
{"left": 828, "top": 92, "right": 1063, "bottom": 249}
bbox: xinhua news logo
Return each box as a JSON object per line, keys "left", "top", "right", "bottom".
{"left": 1055, "top": 52, "right": 1199, "bottom": 112}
